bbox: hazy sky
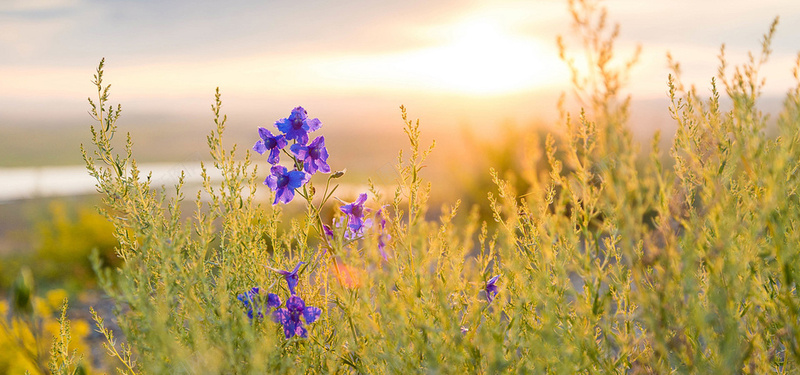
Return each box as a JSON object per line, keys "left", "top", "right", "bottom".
{"left": 2, "top": 0, "right": 800, "bottom": 134}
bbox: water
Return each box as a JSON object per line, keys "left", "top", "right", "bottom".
{"left": 0, "top": 163, "right": 220, "bottom": 202}
{"left": 0, "top": 163, "right": 388, "bottom": 203}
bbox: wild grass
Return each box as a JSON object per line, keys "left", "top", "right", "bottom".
{"left": 2, "top": 0, "right": 800, "bottom": 373}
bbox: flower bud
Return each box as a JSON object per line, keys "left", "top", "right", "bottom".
{"left": 331, "top": 169, "right": 346, "bottom": 179}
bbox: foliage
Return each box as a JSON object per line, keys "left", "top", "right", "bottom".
{"left": 1, "top": 275, "right": 92, "bottom": 374}
{"left": 35, "top": 200, "right": 120, "bottom": 288}
{"left": 70, "top": 1, "right": 800, "bottom": 374}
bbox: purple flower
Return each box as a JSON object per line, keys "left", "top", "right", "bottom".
{"left": 253, "top": 127, "right": 288, "bottom": 165}
{"left": 375, "top": 207, "right": 390, "bottom": 260}
{"left": 272, "top": 295, "right": 322, "bottom": 339}
{"left": 290, "top": 136, "right": 330, "bottom": 174}
{"left": 275, "top": 106, "right": 321, "bottom": 145}
{"left": 340, "top": 193, "right": 371, "bottom": 237}
{"left": 274, "top": 262, "right": 304, "bottom": 296}
{"left": 237, "top": 287, "right": 263, "bottom": 320}
{"left": 265, "top": 166, "right": 310, "bottom": 205}
{"left": 267, "top": 293, "right": 281, "bottom": 309}
{"left": 485, "top": 275, "right": 500, "bottom": 303}
{"left": 323, "top": 224, "right": 334, "bottom": 239}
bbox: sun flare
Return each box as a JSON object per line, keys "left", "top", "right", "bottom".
{"left": 413, "top": 18, "right": 562, "bottom": 95}
{"left": 309, "top": 16, "right": 565, "bottom": 96}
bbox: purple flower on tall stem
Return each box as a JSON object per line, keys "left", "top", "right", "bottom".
{"left": 275, "top": 106, "right": 321, "bottom": 145}
{"left": 290, "top": 136, "right": 330, "bottom": 174}
{"left": 340, "top": 193, "right": 371, "bottom": 237}
{"left": 272, "top": 261, "right": 304, "bottom": 296}
{"left": 272, "top": 295, "right": 322, "bottom": 339}
{"left": 265, "top": 166, "right": 310, "bottom": 205}
{"left": 253, "top": 127, "right": 288, "bottom": 164}
{"left": 485, "top": 275, "right": 500, "bottom": 303}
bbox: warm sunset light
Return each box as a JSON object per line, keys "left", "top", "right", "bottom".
{"left": 400, "top": 17, "right": 563, "bottom": 95}
{"left": 309, "top": 15, "right": 564, "bottom": 96}
{"left": 5, "top": 1, "right": 800, "bottom": 372}
{"left": 426, "top": 19, "right": 563, "bottom": 94}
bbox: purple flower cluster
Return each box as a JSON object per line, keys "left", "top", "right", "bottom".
{"left": 253, "top": 106, "right": 331, "bottom": 204}
{"left": 237, "top": 261, "right": 322, "bottom": 339}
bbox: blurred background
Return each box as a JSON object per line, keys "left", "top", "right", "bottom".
{"left": 1, "top": 0, "right": 799, "bottom": 288}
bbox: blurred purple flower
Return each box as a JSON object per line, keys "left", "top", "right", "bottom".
{"left": 275, "top": 106, "right": 321, "bottom": 145}
{"left": 265, "top": 166, "right": 310, "bottom": 205}
{"left": 340, "top": 193, "right": 371, "bottom": 237}
{"left": 375, "top": 207, "right": 390, "bottom": 260}
{"left": 253, "top": 127, "right": 287, "bottom": 165}
{"left": 237, "top": 287, "right": 263, "bottom": 320}
{"left": 323, "top": 224, "right": 334, "bottom": 239}
{"left": 485, "top": 275, "right": 500, "bottom": 303}
{"left": 291, "top": 136, "right": 330, "bottom": 174}
{"left": 345, "top": 220, "right": 372, "bottom": 240}
{"left": 272, "top": 295, "right": 322, "bottom": 339}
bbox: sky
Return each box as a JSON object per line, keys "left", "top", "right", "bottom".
{"left": 2, "top": 0, "right": 800, "bottom": 149}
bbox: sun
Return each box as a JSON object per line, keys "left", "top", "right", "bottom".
{"left": 306, "top": 16, "right": 565, "bottom": 96}
{"left": 379, "top": 16, "right": 566, "bottom": 96}
{"left": 412, "top": 18, "right": 561, "bottom": 95}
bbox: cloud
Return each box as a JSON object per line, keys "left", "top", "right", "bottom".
{"left": 0, "top": 0, "right": 82, "bottom": 12}
{"left": 0, "top": 17, "right": 75, "bottom": 58}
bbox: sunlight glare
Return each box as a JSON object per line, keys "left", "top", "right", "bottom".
{"left": 309, "top": 16, "right": 565, "bottom": 96}
{"left": 420, "top": 18, "right": 561, "bottom": 95}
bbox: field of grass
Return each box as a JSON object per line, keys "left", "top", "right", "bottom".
{"left": 3, "top": 0, "right": 800, "bottom": 373}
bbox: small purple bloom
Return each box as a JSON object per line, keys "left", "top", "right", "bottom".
{"left": 291, "top": 136, "right": 330, "bottom": 174}
{"left": 323, "top": 224, "right": 334, "bottom": 239}
{"left": 375, "top": 207, "right": 390, "bottom": 260}
{"left": 265, "top": 166, "right": 310, "bottom": 205}
{"left": 267, "top": 293, "right": 281, "bottom": 309}
{"left": 237, "top": 287, "right": 263, "bottom": 320}
{"left": 340, "top": 193, "right": 371, "bottom": 237}
{"left": 272, "top": 295, "right": 322, "bottom": 339}
{"left": 253, "top": 127, "right": 288, "bottom": 164}
{"left": 274, "top": 262, "right": 304, "bottom": 296}
{"left": 485, "top": 275, "right": 500, "bottom": 303}
{"left": 345, "top": 219, "right": 372, "bottom": 240}
{"left": 275, "top": 106, "right": 321, "bottom": 145}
